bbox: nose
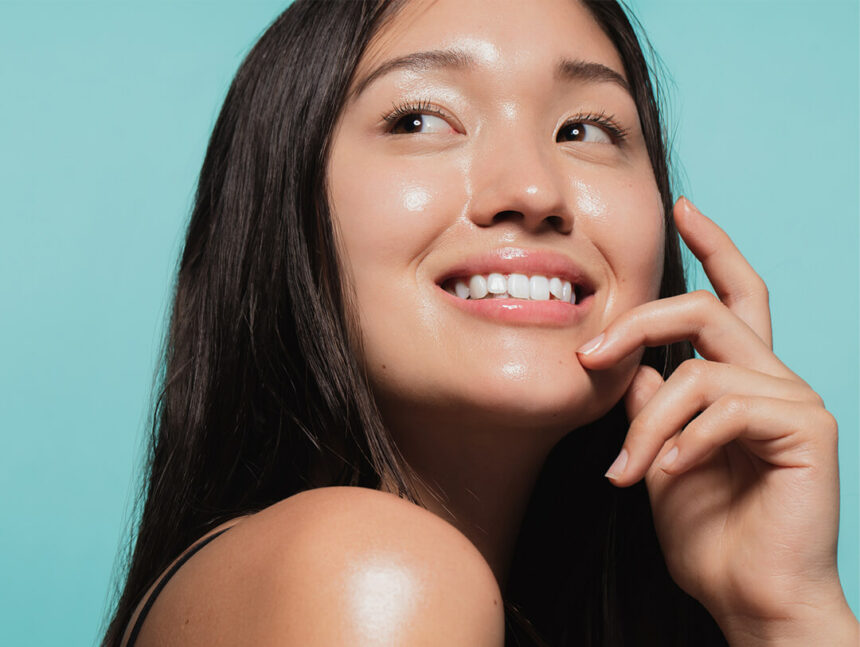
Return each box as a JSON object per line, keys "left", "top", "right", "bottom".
{"left": 465, "top": 132, "right": 574, "bottom": 235}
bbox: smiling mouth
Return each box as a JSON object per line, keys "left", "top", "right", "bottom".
{"left": 439, "top": 272, "right": 593, "bottom": 304}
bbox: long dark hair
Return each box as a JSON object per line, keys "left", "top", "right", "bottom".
{"left": 101, "top": 1, "right": 726, "bottom": 645}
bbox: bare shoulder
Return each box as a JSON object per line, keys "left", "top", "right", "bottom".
{"left": 132, "top": 486, "right": 505, "bottom": 646}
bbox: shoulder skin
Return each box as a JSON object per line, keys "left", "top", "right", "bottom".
{"left": 129, "top": 486, "right": 506, "bottom": 647}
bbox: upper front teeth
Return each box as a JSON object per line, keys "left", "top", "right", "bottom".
{"left": 447, "top": 273, "right": 576, "bottom": 303}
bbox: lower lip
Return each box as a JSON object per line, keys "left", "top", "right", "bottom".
{"left": 437, "top": 286, "right": 593, "bottom": 326}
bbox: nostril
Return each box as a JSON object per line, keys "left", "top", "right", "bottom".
{"left": 545, "top": 214, "right": 565, "bottom": 230}
{"left": 491, "top": 210, "right": 522, "bottom": 225}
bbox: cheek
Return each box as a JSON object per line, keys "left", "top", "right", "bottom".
{"left": 327, "top": 148, "right": 467, "bottom": 374}
{"left": 328, "top": 154, "right": 463, "bottom": 276}
{"left": 580, "top": 177, "right": 665, "bottom": 305}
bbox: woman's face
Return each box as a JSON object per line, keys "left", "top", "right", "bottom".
{"left": 327, "top": 0, "right": 664, "bottom": 437}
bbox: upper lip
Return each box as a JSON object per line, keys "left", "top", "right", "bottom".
{"left": 434, "top": 246, "right": 597, "bottom": 294}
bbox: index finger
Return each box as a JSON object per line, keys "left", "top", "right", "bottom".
{"left": 674, "top": 197, "right": 773, "bottom": 348}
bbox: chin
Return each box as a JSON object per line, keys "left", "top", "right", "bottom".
{"left": 374, "top": 353, "right": 636, "bottom": 440}
{"left": 461, "top": 363, "right": 626, "bottom": 433}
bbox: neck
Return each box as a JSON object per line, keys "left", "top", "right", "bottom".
{"left": 380, "top": 412, "right": 566, "bottom": 591}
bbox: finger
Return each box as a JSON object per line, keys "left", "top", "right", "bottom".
{"left": 577, "top": 290, "right": 795, "bottom": 379}
{"left": 606, "top": 359, "right": 821, "bottom": 486}
{"left": 657, "top": 395, "right": 838, "bottom": 474}
{"left": 674, "top": 197, "right": 772, "bottom": 348}
{"left": 623, "top": 364, "right": 664, "bottom": 421}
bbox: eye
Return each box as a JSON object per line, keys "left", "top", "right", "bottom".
{"left": 381, "top": 99, "right": 459, "bottom": 136}
{"left": 555, "top": 111, "right": 629, "bottom": 145}
{"left": 557, "top": 121, "right": 612, "bottom": 144}
{"left": 390, "top": 112, "right": 453, "bottom": 135}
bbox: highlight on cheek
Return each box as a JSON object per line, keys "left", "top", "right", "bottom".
{"left": 502, "top": 361, "right": 527, "bottom": 381}
{"left": 572, "top": 178, "right": 607, "bottom": 221}
{"left": 402, "top": 184, "right": 431, "bottom": 212}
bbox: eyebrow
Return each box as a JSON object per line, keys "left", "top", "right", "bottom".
{"left": 349, "top": 47, "right": 631, "bottom": 100}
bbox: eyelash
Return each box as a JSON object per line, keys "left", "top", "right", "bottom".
{"left": 560, "top": 109, "right": 630, "bottom": 144}
{"left": 381, "top": 99, "right": 630, "bottom": 144}
{"left": 381, "top": 99, "right": 450, "bottom": 128}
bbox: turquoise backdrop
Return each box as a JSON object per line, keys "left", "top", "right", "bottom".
{"left": 1, "top": 1, "right": 856, "bottom": 644}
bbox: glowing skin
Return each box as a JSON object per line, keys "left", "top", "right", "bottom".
{"left": 118, "top": 2, "right": 859, "bottom": 644}
{"left": 327, "top": 0, "right": 663, "bottom": 586}
{"left": 347, "top": 557, "right": 421, "bottom": 646}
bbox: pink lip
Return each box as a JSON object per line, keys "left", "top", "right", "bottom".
{"left": 434, "top": 247, "right": 596, "bottom": 327}
{"left": 438, "top": 289, "right": 593, "bottom": 326}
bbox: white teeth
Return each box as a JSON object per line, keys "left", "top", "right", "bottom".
{"left": 487, "top": 273, "right": 507, "bottom": 294}
{"left": 445, "top": 272, "right": 583, "bottom": 303}
{"left": 549, "top": 277, "right": 563, "bottom": 300}
{"left": 562, "top": 280, "right": 574, "bottom": 304}
{"left": 468, "top": 274, "right": 488, "bottom": 299}
{"left": 507, "top": 273, "right": 530, "bottom": 299}
{"left": 529, "top": 275, "right": 550, "bottom": 301}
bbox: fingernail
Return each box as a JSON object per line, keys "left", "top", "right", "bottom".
{"left": 604, "top": 448, "right": 628, "bottom": 479}
{"left": 577, "top": 333, "right": 605, "bottom": 355}
{"left": 658, "top": 446, "right": 679, "bottom": 471}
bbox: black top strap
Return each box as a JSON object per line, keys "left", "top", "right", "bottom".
{"left": 126, "top": 526, "right": 232, "bottom": 646}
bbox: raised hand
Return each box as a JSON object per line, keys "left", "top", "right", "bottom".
{"left": 576, "top": 197, "right": 858, "bottom": 646}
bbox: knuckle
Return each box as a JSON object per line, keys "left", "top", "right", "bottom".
{"left": 677, "top": 357, "right": 708, "bottom": 381}
{"left": 689, "top": 289, "right": 725, "bottom": 326}
{"left": 754, "top": 275, "right": 770, "bottom": 303}
{"left": 731, "top": 276, "right": 769, "bottom": 305}
{"left": 672, "top": 360, "right": 713, "bottom": 404}
{"left": 690, "top": 289, "right": 719, "bottom": 308}
{"left": 628, "top": 370, "right": 658, "bottom": 403}
{"left": 804, "top": 389, "right": 826, "bottom": 408}
{"left": 715, "top": 393, "right": 747, "bottom": 419}
{"left": 815, "top": 407, "right": 839, "bottom": 441}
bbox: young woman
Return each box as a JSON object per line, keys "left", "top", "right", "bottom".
{"left": 102, "top": 0, "right": 859, "bottom": 645}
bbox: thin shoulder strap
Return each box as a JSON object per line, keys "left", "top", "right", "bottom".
{"left": 125, "top": 526, "right": 232, "bottom": 647}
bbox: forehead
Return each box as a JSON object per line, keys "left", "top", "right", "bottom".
{"left": 356, "top": 0, "right": 627, "bottom": 87}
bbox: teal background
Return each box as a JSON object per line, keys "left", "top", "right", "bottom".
{"left": 0, "top": 0, "right": 856, "bottom": 644}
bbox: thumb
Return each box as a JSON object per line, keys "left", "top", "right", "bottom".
{"left": 624, "top": 364, "right": 664, "bottom": 421}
